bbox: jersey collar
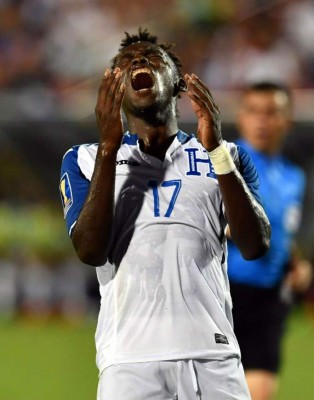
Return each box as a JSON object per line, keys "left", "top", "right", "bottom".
{"left": 133, "top": 130, "right": 192, "bottom": 168}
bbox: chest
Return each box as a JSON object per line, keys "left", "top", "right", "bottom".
{"left": 114, "top": 147, "right": 222, "bottom": 224}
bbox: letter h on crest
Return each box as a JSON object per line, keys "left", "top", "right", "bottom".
{"left": 184, "top": 148, "right": 215, "bottom": 178}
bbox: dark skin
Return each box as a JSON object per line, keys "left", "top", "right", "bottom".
{"left": 72, "top": 41, "right": 270, "bottom": 266}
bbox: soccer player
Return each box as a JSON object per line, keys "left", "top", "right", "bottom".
{"left": 227, "top": 82, "right": 312, "bottom": 400}
{"left": 59, "top": 28, "right": 270, "bottom": 400}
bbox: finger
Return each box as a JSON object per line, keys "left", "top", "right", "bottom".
{"left": 96, "top": 68, "right": 113, "bottom": 109}
{"left": 187, "top": 81, "right": 219, "bottom": 115}
{"left": 188, "top": 91, "right": 211, "bottom": 115}
{"left": 107, "top": 68, "right": 122, "bottom": 97}
{"left": 96, "top": 67, "right": 121, "bottom": 111}
{"left": 184, "top": 73, "right": 191, "bottom": 82}
{"left": 112, "top": 82, "right": 126, "bottom": 115}
{"left": 188, "top": 79, "right": 220, "bottom": 114}
{"left": 188, "top": 90, "right": 209, "bottom": 108}
{"left": 191, "top": 74, "right": 220, "bottom": 112}
{"left": 188, "top": 92, "right": 217, "bottom": 121}
{"left": 191, "top": 73, "right": 214, "bottom": 97}
{"left": 188, "top": 90, "right": 201, "bottom": 99}
{"left": 187, "top": 73, "right": 218, "bottom": 104}
{"left": 185, "top": 73, "right": 199, "bottom": 94}
{"left": 187, "top": 76, "right": 213, "bottom": 100}
{"left": 191, "top": 73, "right": 210, "bottom": 92}
{"left": 97, "top": 68, "right": 122, "bottom": 116}
{"left": 186, "top": 75, "right": 208, "bottom": 98}
{"left": 103, "top": 69, "right": 124, "bottom": 114}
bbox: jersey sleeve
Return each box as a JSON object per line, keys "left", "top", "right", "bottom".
{"left": 59, "top": 146, "right": 90, "bottom": 235}
{"left": 237, "top": 144, "right": 263, "bottom": 206}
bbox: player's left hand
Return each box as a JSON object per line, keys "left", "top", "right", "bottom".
{"left": 185, "top": 73, "right": 222, "bottom": 152}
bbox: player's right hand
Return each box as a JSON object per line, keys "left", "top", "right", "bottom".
{"left": 185, "top": 73, "right": 222, "bottom": 152}
{"left": 95, "top": 67, "right": 125, "bottom": 153}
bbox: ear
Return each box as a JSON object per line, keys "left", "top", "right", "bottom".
{"left": 173, "top": 78, "right": 187, "bottom": 97}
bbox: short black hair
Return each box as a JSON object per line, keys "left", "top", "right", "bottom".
{"left": 244, "top": 81, "right": 292, "bottom": 104}
{"left": 111, "top": 27, "right": 183, "bottom": 78}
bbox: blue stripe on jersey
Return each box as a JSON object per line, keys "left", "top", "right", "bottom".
{"left": 237, "top": 145, "right": 263, "bottom": 206}
{"left": 60, "top": 146, "right": 90, "bottom": 235}
{"left": 122, "top": 132, "right": 138, "bottom": 145}
{"left": 177, "top": 130, "right": 194, "bottom": 144}
{"left": 122, "top": 130, "right": 193, "bottom": 145}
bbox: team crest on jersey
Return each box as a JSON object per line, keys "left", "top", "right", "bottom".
{"left": 59, "top": 173, "right": 73, "bottom": 217}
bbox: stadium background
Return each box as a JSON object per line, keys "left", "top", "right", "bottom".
{"left": 0, "top": 0, "right": 314, "bottom": 399}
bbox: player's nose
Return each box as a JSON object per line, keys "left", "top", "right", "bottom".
{"left": 132, "top": 53, "right": 149, "bottom": 66}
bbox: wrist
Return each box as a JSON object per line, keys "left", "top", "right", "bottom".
{"left": 98, "top": 141, "right": 120, "bottom": 158}
{"left": 207, "top": 142, "right": 236, "bottom": 175}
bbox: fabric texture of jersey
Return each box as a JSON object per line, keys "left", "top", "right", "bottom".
{"left": 60, "top": 131, "right": 261, "bottom": 374}
{"left": 228, "top": 139, "right": 305, "bottom": 288}
{"left": 97, "top": 358, "right": 251, "bottom": 400}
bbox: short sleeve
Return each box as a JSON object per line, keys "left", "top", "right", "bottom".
{"left": 237, "top": 144, "right": 263, "bottom": 206}
{"left": 59, "top": 146, "right": 90, "bottom": 235}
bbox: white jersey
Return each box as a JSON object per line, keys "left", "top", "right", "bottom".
{"left": 60, "top": 131, "right": 261, "bottom": 375}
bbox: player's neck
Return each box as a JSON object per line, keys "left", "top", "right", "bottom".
{"left": 127, "top": 116, "right": 179, "bottom": 160}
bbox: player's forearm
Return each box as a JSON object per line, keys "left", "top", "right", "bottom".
{"left": 72, "top": 146, "right": 118, "bottom": 266}
{"left": 218, "top": 170, "right": 271, "bottom": 260}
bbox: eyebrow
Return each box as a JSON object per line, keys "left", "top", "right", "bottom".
{"left": 120, "top": 46, "right": 164, "bottom": 58}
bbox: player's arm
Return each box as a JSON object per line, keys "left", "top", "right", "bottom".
{"left": 185, "top": 73, "right": 270, "bottom": 260}
{"left": 212, "top": 160, "right": 270, "bottom": 261}
{"left": 71, "top": 68, "right": 125, "bottom": 266}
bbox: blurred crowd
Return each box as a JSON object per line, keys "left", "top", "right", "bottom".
{"left": 0, "top": 205, "right": 101, "bottom": 322}
{"left": 1, "top": 0, "right": 314, "bottom": 121}
{"left": 1, "top": 0, "right": 314, "bottom": 322}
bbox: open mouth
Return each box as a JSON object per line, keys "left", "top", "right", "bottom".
{"left": 131, "top": 68, "right": 154, "bottom": 91}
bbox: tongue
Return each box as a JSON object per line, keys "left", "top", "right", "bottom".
{"left": 132, "top": 73, "right": 153, "bottom": 91}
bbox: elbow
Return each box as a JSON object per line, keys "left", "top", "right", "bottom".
{"left": 241, "top": 225, "right": 271, "bottom": 261}
{"left": 73, "top": 240, "right": 108, "bottom": 267}
{"left": 72, "top": 228, "right": 109, "bottom": 266}
{"left": 76, "top": 249, "right": 107, "bottom": 267}
{"left": 241, "top": 237, "right": 270, "bottom": 260}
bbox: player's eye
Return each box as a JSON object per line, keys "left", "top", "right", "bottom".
{"left": 148, "top": 53, "right": 164, "bottom": 61}
{"left": 116, "top": 56, "right": 132, "bottom": 68}
{"left": 117, "top": 60, "right": 128, "bottom": 68}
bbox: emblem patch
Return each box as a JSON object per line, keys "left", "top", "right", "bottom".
{"left": 215, "top": 333, "right": 229, "bottom": 345}
{"left": 59, "top": 173, "right": 73, "bottom": 217}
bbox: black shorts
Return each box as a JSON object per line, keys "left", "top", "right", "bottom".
{"left": 230, "top": 282, "right": 291, "bottom": 373}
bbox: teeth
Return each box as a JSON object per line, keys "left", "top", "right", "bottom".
{"left": 132, "top": 68, "right": 151, "bottom": 79}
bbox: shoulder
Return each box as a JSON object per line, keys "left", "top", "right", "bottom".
{"left": 226, "top": 141, "right": 263, "bottom": 205}
{"left": 223, "top": 141, "right": 256, "bottom": 175}
{"left": 62, "top": 143, "right": 98, "bottom": 163}
{"left": 61, "top": 143, "right": 98, "bottom": 181}
{"left": 235, "top": 144, "right": 258, "bottom": 173}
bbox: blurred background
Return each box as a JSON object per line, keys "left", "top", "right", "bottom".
{"left": 0, "top": 0, "right": 314, "bottom": 399}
